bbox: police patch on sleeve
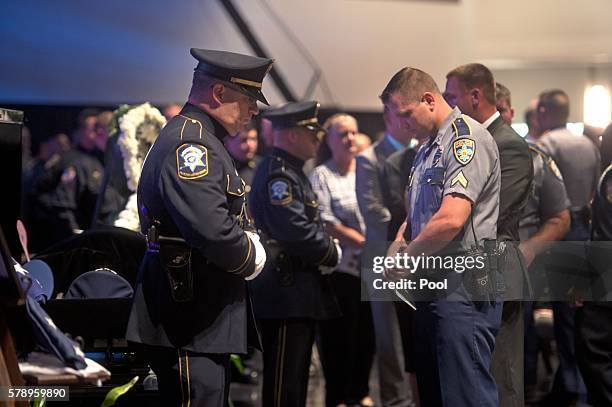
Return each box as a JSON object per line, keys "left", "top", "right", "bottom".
{"left": 268, "top": 178, "right": 292, "bottom": 205}
{"left": 453, "top": 138, "right": 476, "bottom": 165}
{"left": 177, "top": 143, "right": 208, "bottom": 180}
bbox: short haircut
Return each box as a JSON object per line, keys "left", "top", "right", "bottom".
{"left": 446, "top": 63, "right": 497, "bottom": 105}
{"left": 538, "top": 89, "right": 570, "bottom": 124}
{"left": 495, "top": 82, "right": 512, "bottom": 106}
{"left": 189, "top": 70, "right": 216, "bottom": 101}
{"left": 380, "top": 67, "right": 440, "bottom": 105}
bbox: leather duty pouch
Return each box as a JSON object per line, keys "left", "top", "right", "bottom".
{"left": 159, "top": 237, "right": 194, "bottom": 302}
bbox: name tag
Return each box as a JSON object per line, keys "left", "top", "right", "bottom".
{"left": 422, "top": 167, "right": 444, "bottom": 185}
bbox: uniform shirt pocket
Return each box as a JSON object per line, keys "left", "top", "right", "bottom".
{"left": 303, "top": 191, "right": 320, "bottom": 221}
{"left": 226, "top": 173, "right": 246, "bottom": 215}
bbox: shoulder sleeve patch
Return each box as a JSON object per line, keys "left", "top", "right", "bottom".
{"left": 452, "top": 138, "right": 476, "bottom": 165}
{"left": 268, "top": 177, "right": 293, "bottom": 205}
{"left": 176, "top": 143, "right": 208, "bottom": 180}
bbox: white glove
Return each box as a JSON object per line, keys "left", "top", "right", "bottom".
{"left": 319, "top": 239, "right": 342, "bottom": 275}
{"left": 244, "top": 231, "right": 267, "bottom": 281}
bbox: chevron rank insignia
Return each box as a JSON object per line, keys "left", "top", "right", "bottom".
{"left": 451, "top": 170, "right": 469, "bottom": 188}
{"left": 453, "top": 138, "right": 476, "bottom": 165}
{"left": 269, "top": 178, "right": 292, "bottom": 205}
{"left": 177, "top": 143, "right": 208, "bottom": 179}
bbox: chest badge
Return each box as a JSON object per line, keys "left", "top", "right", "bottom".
{"left": 268, "top": 178, "right": 293, "bottom": 205}
{"left": 177, "top": 143, "right": 208, "bottom": 179}
{"left": 453, "top": 138, "right": 476, "bottom": 165}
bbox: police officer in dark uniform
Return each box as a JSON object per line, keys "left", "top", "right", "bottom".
{"left": 25, "top": 138, "right": 103, "bottom": 250}
{"left": 576, "top": 157, "right": 612, "bottom": 406}
{"left": 248, "top": 101, "right": 342, "bottom": 407}
{"left": 382, "top": 67, "right": 502, "bottom": 407}
{"left": 518, "top": 143, "right": 570, "bottom": 401}
{"left": 126, "top": 48, "right": 272, "bottom": 407}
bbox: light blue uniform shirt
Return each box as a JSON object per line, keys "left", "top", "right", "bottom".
{"left": 406, "top": 108, "right": 501, "bottom": 249}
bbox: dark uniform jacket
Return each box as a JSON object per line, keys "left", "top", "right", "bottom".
{"left": 235, "top": 155, "right": 262, "bottom": 194}
{"left": 126, "top": 103, "right": 258, "bottom": 354}
{"left": 592, "top": 164, "right": 612, "bottom": 241}
{"left": 248, "top": 147, "right": 341, "bottom": 320}
{"left": 588, "top": 164, "right": 612, "bottom": 304}
{"left": 24, "top": 149, "right": 103, "bottom": 251}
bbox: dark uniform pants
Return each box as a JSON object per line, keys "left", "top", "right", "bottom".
{"left": 491, "top": 301, "right": 524, "bottom": 407}
{"left": 259, "top": 318, "right": 316, "bottom": 407}
{"left": 145, "top": 346, "right": 230, "bottom": 407}
{"left": 318, "top": 273, "right": 375, "bottom": 406}
{"left": 491, "top": 243, "right": 527, "bottom": 407}
{"left": 577, "top": 302, "right": 612, "bottom": 406}
{"left": 412, "top": 298, "right": 502, "bottom": 407}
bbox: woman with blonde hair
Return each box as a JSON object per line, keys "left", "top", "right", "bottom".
{"left": 310, "top": 113, "right": 376, "bottom": 407}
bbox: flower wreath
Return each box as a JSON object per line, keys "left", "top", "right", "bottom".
{"left": 112, "top": 103, "right": 166, "bottom": 231}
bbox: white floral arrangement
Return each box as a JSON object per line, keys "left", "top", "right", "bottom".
{"left": 113, "top": 103, "right": 166, "bottom": 231}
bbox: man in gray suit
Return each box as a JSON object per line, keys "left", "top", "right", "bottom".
{"left": 356, "top": 107, "right": 414, "bottom": 407}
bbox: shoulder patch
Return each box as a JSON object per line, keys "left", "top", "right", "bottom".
{"left": 268, "top": 178, "right": 293, "bottom": 205}
{"left": 453, "top": 138, "right": 476, "bottom": 165}
{"left": 452, "top": 117, "right": 472, "bottom": 139}
{"left": 176, "top": 143, "right": 208, "bottom": 180}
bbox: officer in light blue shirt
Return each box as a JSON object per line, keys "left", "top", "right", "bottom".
{"left": 381, "top": 67, "right": 502, "bottom": 407}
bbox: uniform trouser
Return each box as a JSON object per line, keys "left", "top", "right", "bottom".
{"left": 370, "top": 300, "right": 414, "bottom": 407}
{"left": 145, "top": 346, "right": 230, "bottom": 407}
{"left": 318, "top": 273, "right": 375, "bottom": 406}
{"left": 259, "top": 318, "right": 316, "bottom": 407}
{"left": 395, "top": 300, "right": 415, "bottom": 373}
{"left": 576, "top": 302, "right": 612, "bottom": 406}
{"left": 551, "top": 301, "right": 587, "bottom": 397}
{"left": 413, "top": 298, "right": 502, "bottom": 407}
{"left": 491, "top": 301, "right": 525, "bottom": 407}
{"left": 523, "top": 301, "right": 539, "bottom": 387}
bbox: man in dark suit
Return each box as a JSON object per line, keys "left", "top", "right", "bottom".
{"left": 380, "top": 144, "right": 419, "bottom": 391}
{"left": 356, "top": 108, "right": 416, "bottom": 407}
{"left": 126, "top": 48, "right": 271, "bottom": 407}
{"left": 445, "top": 63, "right": 533, "bottom": 407}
